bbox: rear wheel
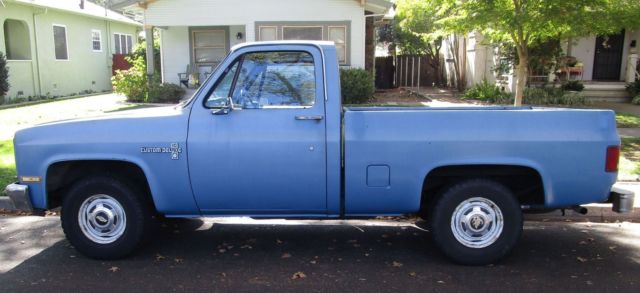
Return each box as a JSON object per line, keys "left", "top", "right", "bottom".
{"left": 430, "top": 179, "right": 522, "bottom": 265}
{"left": 61, "top": 176, "right": 151, "bottom": 259}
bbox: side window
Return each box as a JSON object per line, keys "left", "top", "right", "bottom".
{"left": 204, "top": 61, "right": 239, "bottom": 108}
{"left": 232, "top": 51, "right": 315, "bottom": 109}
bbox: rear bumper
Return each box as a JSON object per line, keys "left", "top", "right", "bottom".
{"left": 609, "top": 186, "right": 635, "bottom": 213}
{"left": 4, "top": 183, "right": 32, "bottom": 211}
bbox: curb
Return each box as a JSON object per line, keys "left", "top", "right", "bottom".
{"left": 525, "top": 204, "right": 638, "bottom": 223}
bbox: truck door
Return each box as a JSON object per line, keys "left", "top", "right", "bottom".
{"left": 187, "top": 46, "right": 327, "bottom": 216}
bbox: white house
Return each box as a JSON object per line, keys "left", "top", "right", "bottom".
{"left": 112, "top": 0, "right": 392, "bottom": 85}
{"left": 460, "top": 30, "right": 640, "bottom": 101}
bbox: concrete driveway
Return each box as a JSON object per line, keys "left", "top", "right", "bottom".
{"left": 1, "top": 216, "right": 639, "bottom": 292}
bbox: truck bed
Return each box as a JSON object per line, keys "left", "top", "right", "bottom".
{"left": 343, "top": 107, "right": 619, "bottom": 215}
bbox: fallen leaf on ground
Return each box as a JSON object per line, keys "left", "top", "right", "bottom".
{"left": 392, "top": 261, "right": 403, "bottom": 267}
{"left": 577, "top": 257, "right": 588, "bottom": 263}
{"left": 409, "top": 272, "right": 417, "bottom": 277}
{"left": 291, "top": 272, "right": 307, "bottom": 280}
{"left": 281, "top": 253, "right": 292, "bottom": 259}
{"left": 108, "top": 266, "right": 120, "bottom": 272}
{"left": 437, "top": 280, "right": 445, "bottom": 284}
{"left": 155, "top": 254, "right": 165, "bottom": 261}
{"left": 174, "top": 258, "right": 184, "bottom": 263}
{"left": 310, "top": 260, "right": 317, "bottom": 264}
{"left": 276, "top": 239, "right": 283, "bottom": 244}
{"left": 609, "top": 246, "right": 617, "bottom": 251}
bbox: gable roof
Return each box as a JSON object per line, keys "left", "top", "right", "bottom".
{"left": 6, "top": 0, "right": 141, "bottom": 26}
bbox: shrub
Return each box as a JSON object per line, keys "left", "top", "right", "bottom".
{"left": 462, "top": 80, "right": 513, "bottom": 104}
{"left": 627, "top": 80, "right": 640, "bottom": 96}
{"left": 632, "top": 95, "right": 640, "bottom": 105}
{"left": 340, "top": 68, "right": 375, "bottom": 104}
{"left": 148, "top": 83, "right": 185, "bottom": 104}
{"left": 561, "top": 80, "right": 584, "bottom": 92}
{"left": 0, "top": 51, "right": 9, "bottom": 99}
{"left": 523, "top": 86, "right": 589, "bottom": 106}
{"left": 111, "top": 55, "right": 148, "bottom": 102}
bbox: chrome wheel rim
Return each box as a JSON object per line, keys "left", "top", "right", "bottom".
{"left": 78, "top": 194, "right": 126, "bottom": 244}
{"left": 451, "top": 197, "right": 504, "bottom": 248}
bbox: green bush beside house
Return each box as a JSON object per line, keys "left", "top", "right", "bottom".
{"left": 340, "top": 68, "right": 375, "bottom": 104}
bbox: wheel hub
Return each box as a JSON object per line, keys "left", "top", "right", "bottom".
{"left": 78, "top": 194, "right": 127, "bottom": 244}
{"left": 451, "top": 197, "right": 504, "bottom": 248}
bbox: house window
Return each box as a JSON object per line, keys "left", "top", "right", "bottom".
{"left": 3, "top": 19, "right": 32, "bottom": 60}
{"left": 114, "top": 33, "right": 133, "bottom": 54}
{"left": 282, "top": 26, "right": 323, "bottom": 41}
{"left": 256, "top": 22, "right": 350, "bottom": 65}
{"left": 259, "top": 26, "right": 277, "bottom": 41}
{"left": 91, "top": 29, "right": 102, "bottom": 52}
{"left": 53, "top": 25, "right": 68, "bottom": 60}
{"left": 328, "top": 26, "right": 347, "bottom": 64}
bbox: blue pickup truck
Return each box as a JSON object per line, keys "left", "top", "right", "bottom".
{"left": 5, "top": 41, "right": 634, "bottom": 265}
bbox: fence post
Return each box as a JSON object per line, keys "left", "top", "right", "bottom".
{"left": 405, "top": 56, "right": 409, "bottom": 87}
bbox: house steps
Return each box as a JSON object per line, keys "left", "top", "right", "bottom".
{"left": 581, "top": 82, "right": 631, "bottom": 102}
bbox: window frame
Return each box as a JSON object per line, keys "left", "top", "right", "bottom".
{"left": 52, "top": 24, "right": 69, "bottom": 61}
{"left": 327, "top": 26, "right": 347, "bottom": 64}
{"left": 113, "top": 32, "right": 133, "bottom": 54}
{"left": 91, "top": 29, "right": 102, "bottom": 52}
{"left": 255, "top": 21, "right": 350, "bottom": 65}
{"left": 203, "top": 50, "right": 317, "bottom": 110}
{"left": 258, "top": 26, "right": 278, "bottom": 41}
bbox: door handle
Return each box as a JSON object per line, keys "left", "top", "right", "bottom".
{"left": 295, "top": 115, "right": 324, "bottom": 121}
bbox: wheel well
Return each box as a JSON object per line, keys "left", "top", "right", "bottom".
{"left": 420, "top": 165, "right": 545, "bottom": 214}
{"left": 46, "top": 160, "right": 153, "bottom": 209}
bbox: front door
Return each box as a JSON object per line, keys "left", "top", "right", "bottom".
{"left": 593, "top": 31, "right": 625, "bottom": 81}
{"left": 192, "top": 29, "right": 227, "bottom": 82}
{"left": 187, "top": 47, "right": 327, "bottom": 216}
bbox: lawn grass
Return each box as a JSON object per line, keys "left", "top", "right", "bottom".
{"left": 620, "top": 137, "right": 640, "bottom": 179}
{"left": 0, "top": 140, "right": 16, "bottom": 196}
{"left": 616, "top": 113, "right": 640, "bottom": 128}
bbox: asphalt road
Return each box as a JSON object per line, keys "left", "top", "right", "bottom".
{"left": 1, "top": 215, "right": 639, "bottom": 292}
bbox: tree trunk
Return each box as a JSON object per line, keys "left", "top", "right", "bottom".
{"left": 514, "top": 48, "right": 529, "bottom": 106}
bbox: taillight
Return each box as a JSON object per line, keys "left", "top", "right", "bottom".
{"left": 605, "top": 146, "right": 620, "bottom": 172}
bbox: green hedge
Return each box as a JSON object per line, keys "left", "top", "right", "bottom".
{"left": 148, "top": 83, "right": 185, "bottom": 103}
{"left": 340, "top": 68, "right": 375, "bottom": 104}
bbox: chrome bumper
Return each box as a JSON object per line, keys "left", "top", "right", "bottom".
{"left": 610, "top": 187, "right": 635, "bottom": 213}
{"left": 4, "top": 183, "right": 32, "bottom": 211}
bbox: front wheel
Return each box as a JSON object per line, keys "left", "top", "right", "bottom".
{"left": 430, "top": 179, "right": 522, "bottom": 265}
{"left": 61, "top": 176, "right": 151, "bottom": 259}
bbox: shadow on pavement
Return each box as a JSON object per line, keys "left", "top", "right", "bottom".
{"left": 1, "top": 218, "right": 639, "bottom": 292}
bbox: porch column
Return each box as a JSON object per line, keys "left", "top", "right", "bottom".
{"left": 145, "top": 25, "right": 155, "bottom": 85}
{"left": 626, "top": 52, "right": 638, "bottom": 83}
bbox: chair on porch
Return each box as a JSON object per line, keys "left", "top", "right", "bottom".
{"left": 177, "top": 64, "right": 193, "bottom": 88}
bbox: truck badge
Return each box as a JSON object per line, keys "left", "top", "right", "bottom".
{"left": 140, "top": 143, "right": 183, "bottom": 160}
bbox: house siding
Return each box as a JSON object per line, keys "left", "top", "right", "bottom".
{"left": 0, "top": 2, "right": 139, "bottom": 99}
{"left": 145, "top": 0, "right": 365, "bottom": 82}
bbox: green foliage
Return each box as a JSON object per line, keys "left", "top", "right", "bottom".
{"left": 463, "top": 81, "right": 589, "bottom": 106}
{"left": 627, "top": 80, "right": 640, "bottom": 96}
{"left": 0, "top": 52, "right": 9, "bottom": 99}
{"left": 632, "top": 95, "right": 640, "bottom": 105}
{"left": 111, "top": 55, "right": 148, "bottom": 102}
{"left": 132, "top": 35, "right": 161, "bottom": 76}
{"left": 523, "top": 86, "right": 589, "bottom": 106}
{"left": 462, "top": 80, "right": 512, "bottom": 104}
{"left": 340, "top": 68, "right": 375, "bottom": 104}
{"left": 148, "top": 83, "right": 185, "bottom": 104}
{"left": 561, "top": 80, "right": 585, "bottom": 92}
{"left": 616, "top": 112, "right": 640, "bottom": 128}
{"left": 0, "top": 140, "right": 16, "bottom": 196}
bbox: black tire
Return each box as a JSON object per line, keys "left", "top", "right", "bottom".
{"left": 430, "top": 179, "right": 522, "bottom": 265}
{"left": 61, "top": 176, "right": 151, "bottom": 259}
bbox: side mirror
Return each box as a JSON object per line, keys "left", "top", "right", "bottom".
{"left": 210, "top": 97, "right": 233, "bottom": 115}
